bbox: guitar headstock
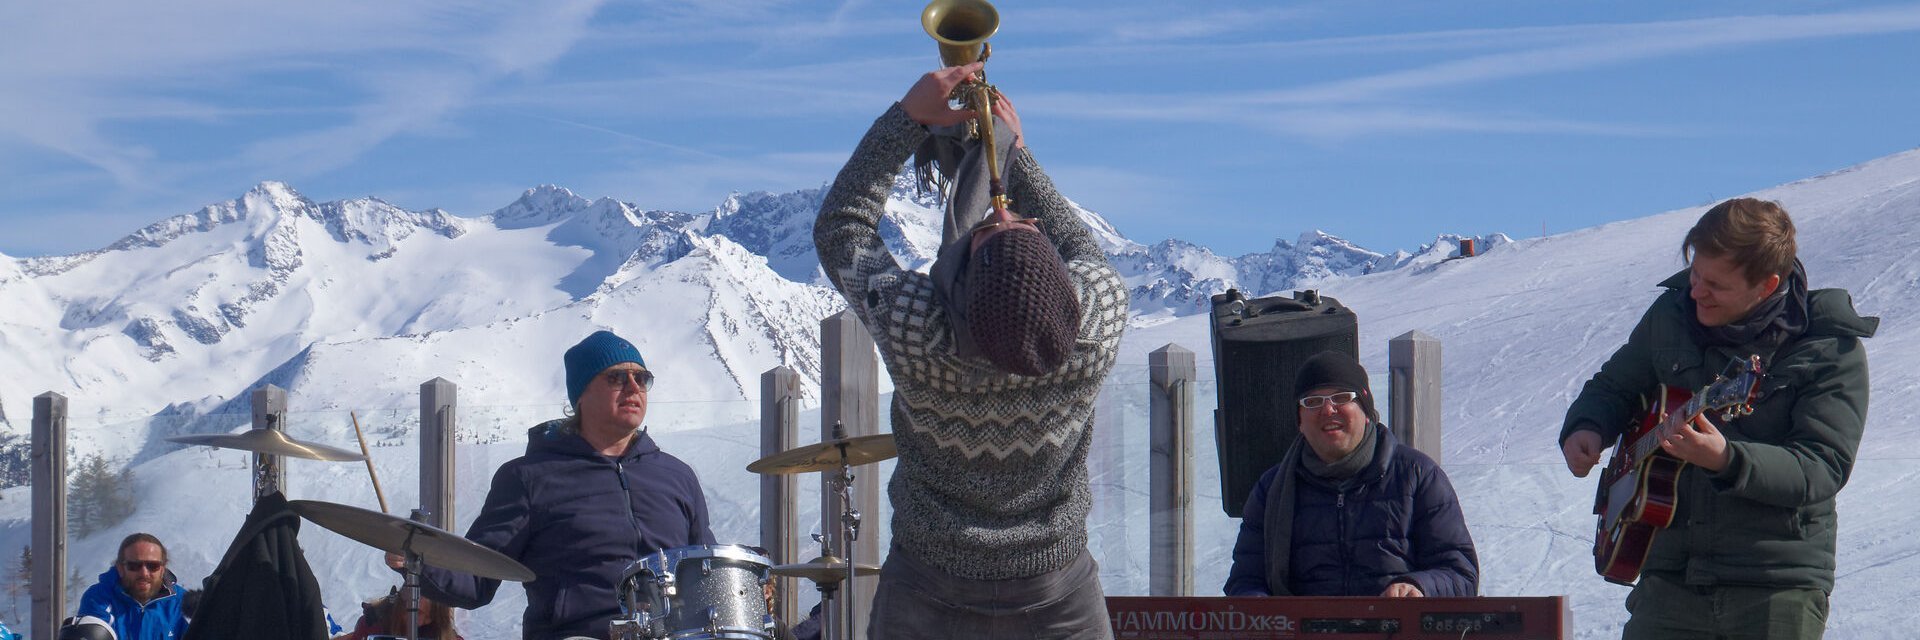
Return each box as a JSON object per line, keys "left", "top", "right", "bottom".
{"left": 1704, "top": 354, "right": 1766, "bottom": 421}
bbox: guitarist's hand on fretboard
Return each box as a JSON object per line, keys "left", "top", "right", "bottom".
{"left": 1562, "top": 427, "right": 1605, "bottom": 478}
{"left": 1659, "top": 414, "right": 1732, "bottom": 472}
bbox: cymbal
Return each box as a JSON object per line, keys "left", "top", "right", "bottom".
{"left": 169, "top": 429, "right": 366, "bottom": 462}
{"left": 746, "top": 433, "right": 897, "bottom": 475}
{"left": 288, "top": 500, "right": 536, "bottom": 582}
{"left": 769, "top": 555, "right": 881, "bottom": 583}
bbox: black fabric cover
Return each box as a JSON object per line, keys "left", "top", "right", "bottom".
{"left": 182, "top": 491, "right": 330, "bottom": 640}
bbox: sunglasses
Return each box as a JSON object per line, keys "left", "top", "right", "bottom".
{"left": 601, "top": 369, "right": 654, "bottom": 391}
{"left": 1298, "top": 391, "right": 1359, "bottom": 409}
{"left": 967, "top": 215, "right": 1044, "bottom": 254}
{"left": 121, "top": 560, "right": 166, "bottom": 574}
{"left": 967, "top": 216, "right": 1041, "bottom": 238}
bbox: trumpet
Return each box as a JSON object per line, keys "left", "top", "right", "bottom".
{"left": 923, "top": 0, "right": 998, "bottom": 67}
{"left": 922, "top": 0, "right": 1012, "bottom": 213}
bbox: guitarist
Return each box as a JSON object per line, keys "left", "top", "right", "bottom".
{"left": 1560, "top": 198, "right": 1877, "bottom": 639}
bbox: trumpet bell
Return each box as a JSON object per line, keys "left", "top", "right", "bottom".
{"left": 922, "top": 0, "right": 999, "bottom": 67}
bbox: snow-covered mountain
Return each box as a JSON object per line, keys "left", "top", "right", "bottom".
{"left": 2, "top": 147, "right": 1912, "bottom": 638}
{"left": 0, "top": 174, "right": 1478, "bottom": 460}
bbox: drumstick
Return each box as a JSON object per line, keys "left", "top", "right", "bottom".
{"left": 351, "top": 411, "right": 390, "bottom": 514}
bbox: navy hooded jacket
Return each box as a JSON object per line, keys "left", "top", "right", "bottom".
{"left": 1224, "top": 424, "right": 1478, "bottom": 597}
{"left": 419, "top": 420, "right": 715, "bottom": 640}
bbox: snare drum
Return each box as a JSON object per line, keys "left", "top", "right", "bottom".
{"left": 611, "top": 544, "right": 775, "bottom": 640}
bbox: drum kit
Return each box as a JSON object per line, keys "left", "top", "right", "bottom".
{"left": 169, "top": 418, "right": 898, "bottom": 640}
{"left": 609, "top": 427, "right": 894, "bottom": 640}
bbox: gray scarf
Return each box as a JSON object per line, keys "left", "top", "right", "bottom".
{"left": 1302, "top": 422, "right": 1380, "bottom": 484}
{"left": 919, "top": 116, "right": 1016, "bottom": 359}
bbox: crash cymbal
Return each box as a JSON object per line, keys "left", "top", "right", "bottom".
{"left": 169, "top": 429, "right": 366, "bottom": 462}
{"left": 746, "top": 433, "right": 897, "bottom": 475}
{"left": 288, "top": 500, "right": 536, "bottom": 582}
{"left": 769, "top": 555, "right": 881, "bottom": 583}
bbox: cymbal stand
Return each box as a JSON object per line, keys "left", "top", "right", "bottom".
{"left": 806, "top": 534, "right": 844, "bottom": 640}
{"left": 400, "top": 508, "right": 429, "bottom": 640}
{"left": 828, "top": 429, "right": 863, "bottom": 640}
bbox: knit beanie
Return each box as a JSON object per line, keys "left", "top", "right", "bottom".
{"left": 1292, "top": 350, "right": 1378, "bottom": 422}
{"left": 564, "top": 330, "right": 647, "bottom": 407}
{"left": 963, "top": 226, "right": 1080, "bottom": 376}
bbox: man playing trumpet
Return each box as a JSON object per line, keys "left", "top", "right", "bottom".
{"left": 814, "top": 61, "right": 1128, "bottom": 639}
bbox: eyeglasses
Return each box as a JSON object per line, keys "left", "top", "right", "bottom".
{"left": 121, "top": 560, "right": 165, "bottom": 574}
{"left": 601, "top": 369, "right": 654, "bottom": 391}
{"left": 1298, "top": 391, "right": 1358, "bottom": 409}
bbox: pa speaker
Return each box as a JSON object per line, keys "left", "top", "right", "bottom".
{"left": 1210, "top": 289, "right": 1359, "bottom": 518}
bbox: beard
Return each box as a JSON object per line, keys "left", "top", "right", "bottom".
{"left": 124, "top": 578, "right": 162, "bottom": 602}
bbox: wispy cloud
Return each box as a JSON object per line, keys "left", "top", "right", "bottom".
{"left": 0, "top": 0, "right": 607, "bottom": 190}
{"left": 1239, "top": 7, "right": 1920, "bottom": 107}
{"left": 1022, "top": 6, "right": 1309, "bottom": 44}
{"left": 1000, "top": 5, "right": 1920, "bottom": 139}
{"left": 489, "top": 56, "right": 915, "bottom": 120}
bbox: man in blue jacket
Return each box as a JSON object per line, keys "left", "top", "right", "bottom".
{"left": 78, "top": 533, "right": 189, "bottom": 640}
{"left": 393, "top": 330, "right": 716, "bottom": 639}
{"left": 1225, "top": 351, "right": 1479, "bottom": 598}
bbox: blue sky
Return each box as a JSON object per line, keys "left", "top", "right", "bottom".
{"left": 3, "top": 1, "right": 1919, "bottom": 258}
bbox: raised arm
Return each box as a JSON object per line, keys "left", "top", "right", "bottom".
{"left": 993, "top": 94, "right": 1102, "bottom": 266}
{"left": 814, "top": 104, "right": 922, "bottom": 313}
{"left": 816, "top": 64, "right": 982, "bottom": 312}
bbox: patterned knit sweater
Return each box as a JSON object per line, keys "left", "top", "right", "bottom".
{"left": 814, "top": 104, "right": 1129, "bottom": 580}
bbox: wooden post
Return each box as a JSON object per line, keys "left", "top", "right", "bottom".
{"left": 32, "top": 392, "right": 69, "bottom": 640}
{"left": 420, "top": 378, "right": 458, "bottom": 528}
{"left": 250, "top": 385, "right": 289, "bottom": 500}
{"left": 761, "top": 366, "right": 802, "bottom": 639}
{"left": 1389, "top": 330, "right": 1443, "bottom": 462}
{"left": 1149, "top": 345, "right": 1196, "bottom": 596}
{"left": 819, "top": 310, "right": 879, "bottom": 640}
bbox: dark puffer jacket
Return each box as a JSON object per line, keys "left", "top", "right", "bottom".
{"left": 419, "top": 420, "right": 715, "bottom": 640}
{"left": 1561, "top": 271, "right": 1876, "bottom": 591}
{"left": 1224, "top": 425, "right": 1479, "bottom": 597}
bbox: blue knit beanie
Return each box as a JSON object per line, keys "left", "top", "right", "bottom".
{"left": 564, "top": 330, "right": 647, "bottom": 407}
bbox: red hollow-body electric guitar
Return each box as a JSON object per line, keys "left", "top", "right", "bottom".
{"left": 1592, "top": 355, "right": 1765, "bottom": 585}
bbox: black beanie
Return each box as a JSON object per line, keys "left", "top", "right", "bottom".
{"left": 1293, "top": 350, "right": 1378, "bottom": 422}
{"left": 964, "top": 226, "right": 1081, "bottom": 376}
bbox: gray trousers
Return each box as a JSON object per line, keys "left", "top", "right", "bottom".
{"left": 1623, "top": 572, "right": 1829, "bottom": 640}
{"left": 868, "top": 546, "right": 1112, "bottom": 640}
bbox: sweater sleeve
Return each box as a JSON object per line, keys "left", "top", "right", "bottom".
{"left": 1006, "top": 149, "right": 1101, "bottom": 265}
{"left": 814, "top": 103, "right": 930, "bottom": 339}
{"left": 1397, "top": 463, "right": 1480, "bottom": 597}
{"left": 418, "top": 463, "right": 532, "bottom": 609}
{"left": 1005, "top": 148, "right": 1130, "bottom": 367}
{"left": 1223, "top": 467, "right": 1277, "bottom": 596}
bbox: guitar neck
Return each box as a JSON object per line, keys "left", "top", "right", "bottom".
{"left": 1627, "top": 390, "right": 1710, "bottom": 462}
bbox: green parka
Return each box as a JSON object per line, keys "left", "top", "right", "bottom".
{"left": 1561, "top": 270, "right": 1877, "bottom": 591}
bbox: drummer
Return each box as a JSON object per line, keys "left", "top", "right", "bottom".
{"left": 389, "top": 330, "right": 716, "bottom": 640}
